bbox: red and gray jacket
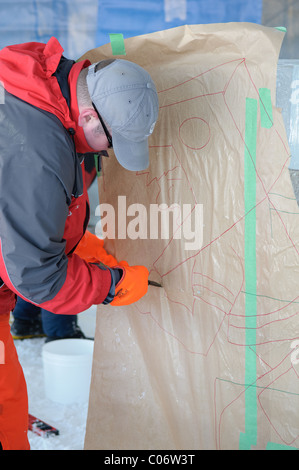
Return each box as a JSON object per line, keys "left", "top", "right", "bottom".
{"left": 0, "top": 37, "right": 113, "bottom": 315}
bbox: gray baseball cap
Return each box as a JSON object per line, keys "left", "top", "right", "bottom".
{"left": 86, "top": 59, "right": 159, "bottom": 171}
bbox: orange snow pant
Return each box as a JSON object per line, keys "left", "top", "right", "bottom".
{"left": 0, "top": 285, "right": 30, "bottom": 450}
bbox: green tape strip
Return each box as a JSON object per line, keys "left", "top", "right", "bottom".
{"left": 239, "top": 97, "right": 258, "bottom": 450}
{"left": 239, "top": 96, "right": 298, "bottom": 450}
{"left": 266, "top": 442, "right": 298, "bottom": 451}
{"left": 259, "top": 88, "right": 273, "bottom": 129}
{"left": 275, "top": 26, "right": 287, "bottom": 32}
{"left": 109, "top": 33, "right": 126, "bottom": 56}
{"left": 94, "top": 153, "right": 101, "bottom": 177}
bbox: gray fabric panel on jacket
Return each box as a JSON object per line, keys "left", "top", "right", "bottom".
{"left": 0, "top": 92, "right": 82, "bottom": 304}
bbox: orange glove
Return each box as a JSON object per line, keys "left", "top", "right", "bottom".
{"left": 110, "top": 264, "right": 149, "bottom": 306}
{"left": 74, "top": 230, "right": 118, "bottom": 267}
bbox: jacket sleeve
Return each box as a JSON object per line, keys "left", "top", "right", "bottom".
{"left": 38, "top": 254, "right": 112, "bottom": 315}
{"left": 0, "top": 164, "right": 112, "bottom": 314}
{"left": 0, "top": 99, "right": 111, "bottom": 314}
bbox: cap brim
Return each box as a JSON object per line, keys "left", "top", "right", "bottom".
{"left": 112, "top": 131, "right": 150, "bottom": 171}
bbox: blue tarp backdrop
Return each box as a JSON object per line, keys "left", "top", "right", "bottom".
{"left": 0, "top": 0, "right": 262, "bottom": 58}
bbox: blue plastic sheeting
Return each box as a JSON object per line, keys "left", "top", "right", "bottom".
{"left": 0, "top": 0, "right": 99, "bottom": 58}
{"left": 277, "top": 60, "right": 299, "bottom": 170}
{"left": 96, "top": 0, "right": 262, "bottom": 47}
{"left": 0, "top": 0, "right": 262, "bottom": 59}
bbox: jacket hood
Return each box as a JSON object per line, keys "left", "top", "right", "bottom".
{"left": 0, "top": 38, "right": 74, "bottom": 127}
{"left": 0, "top": 37, "right": 93, "bottom": 153}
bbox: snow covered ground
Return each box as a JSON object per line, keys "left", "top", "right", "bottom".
{"left": 14, "top": 304, "right": 97, "bottom": 450}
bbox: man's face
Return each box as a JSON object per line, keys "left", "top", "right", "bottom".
{"left": 79, "top": 108, "right": 112, "bottom": 151}
{"left": 85, "top": 119, "right": 112, "bottom": 151}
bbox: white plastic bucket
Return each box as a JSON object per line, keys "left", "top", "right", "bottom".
{"left": 42, "top": 338, "right": 94, "bottom": 405}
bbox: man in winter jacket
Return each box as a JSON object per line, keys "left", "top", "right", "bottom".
{"left": 0, "top": 37, "right": 159, "bottom": 450}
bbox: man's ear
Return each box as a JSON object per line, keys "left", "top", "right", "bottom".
{"left": 78, "top": 108, "right": 98, "bottom": 127}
